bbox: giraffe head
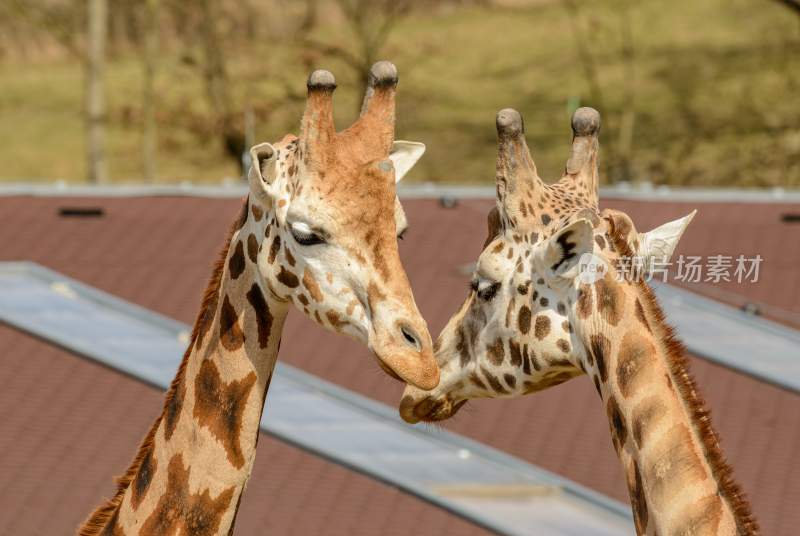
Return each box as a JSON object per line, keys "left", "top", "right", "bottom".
{"left": 400, "top": 107, "right": 695, "bottom": 421}
{"left": 245, "top": 62, "right": 438, "bottom": 390}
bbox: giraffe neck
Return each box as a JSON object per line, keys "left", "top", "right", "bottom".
{"left": 584, "top": 281, "right": 756, "bottom": 536}
{"left": 80, "top": 200, "right": 290, "bottom": 536}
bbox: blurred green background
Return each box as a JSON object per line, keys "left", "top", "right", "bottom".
{"left": 1, "top": 0, "right": 799, "bottom": 187}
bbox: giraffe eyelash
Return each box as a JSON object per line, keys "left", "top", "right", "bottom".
{"left": 470, "top": 279, "right": 501, "bottom": 301}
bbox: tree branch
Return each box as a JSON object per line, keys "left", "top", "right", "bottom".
{"left": 771, "top": 0, "right": 800, "bottom": 15}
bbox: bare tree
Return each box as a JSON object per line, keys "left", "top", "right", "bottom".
{"left": 771, "top": 0, "right": 800, "bottom": 16}
{"left": 562, "top": 0, "right": 638, "bottom": 184}
{"left": 194, "top": 0, "right": 247, "bottom": 171}
{"left": 562, "top": 0, "right": 606, "bottom": 114}
{"left": 141, "top": 0, "right": 159, "bottom": 181}
{"left": 615, "top": 1, "right": 637, "bottom": 183}
{"left": 4, "top": 0, "right": 84, "bottom": 58}
{"left": 306, "top": 0, "right": 413, "bottom": 111}
{"left": 86, "top": 0, "right": 108, "bottom": 183}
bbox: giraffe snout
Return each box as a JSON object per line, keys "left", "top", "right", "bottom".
{"left": 398, "top": 391, "right": 466, "bottom": 424}
{"left": 371, "top": 317, "right": 439, "bottom": 391}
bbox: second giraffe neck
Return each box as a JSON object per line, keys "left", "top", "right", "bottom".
{"left": 585, "top": 281, "right": 755, "bottom": 536}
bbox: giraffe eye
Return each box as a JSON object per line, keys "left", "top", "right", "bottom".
{"left": 471, "top": 279, "right": 501, "bottom": 301}
{"left": 290, "top": 222, "right": 326, "bottom": 246}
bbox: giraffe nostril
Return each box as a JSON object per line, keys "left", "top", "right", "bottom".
{"left": 400, "top": 325, "right": 422, "bottom": 352}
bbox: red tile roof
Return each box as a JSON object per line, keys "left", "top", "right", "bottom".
{"left": 0, "top": 194, "right": 798, "bottom": 535}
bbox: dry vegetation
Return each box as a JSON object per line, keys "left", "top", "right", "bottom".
{"left": 0, "top": 0, "right": 798, "bottom": 187}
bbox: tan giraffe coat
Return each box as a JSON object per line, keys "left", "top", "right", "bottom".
{"left": 400, "top": 107, "right": 758, "bottom": 535}
{"left": 79, "top": 62, "right": 438, "bottom": 536}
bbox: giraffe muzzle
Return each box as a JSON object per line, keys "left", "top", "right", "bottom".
{"left": 371, "top": 320, "right": 439, "bottom": 391}
{"left": 363, "top": 287, "right": 440, "bottom": 390}
{"left": 398, "top": 393, "right": 467, "bottom": 424}
{"left": 375, "top": 345, "right": 440, "bottom": 391}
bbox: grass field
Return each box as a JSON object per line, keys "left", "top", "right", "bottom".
{"left": 1, "top": 0, "right": 798, "bottom": 186}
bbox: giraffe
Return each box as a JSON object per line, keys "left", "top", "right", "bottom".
{"left": 78, "top": 61, "right": 440, "bottom": 536}
{"left": 399, "top": 108, "right": 758, "bottom": 535}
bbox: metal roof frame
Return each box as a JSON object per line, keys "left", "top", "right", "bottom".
{"left": 1, "top": 182, "right": 799, "bottom": 203}
{"left": 0, "top": 262, "right": 632, "bottom": 536}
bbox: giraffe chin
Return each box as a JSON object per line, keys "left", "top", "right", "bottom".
{"left": 372, "top": 347, "right": 440, "bottom": 391}
{"left": 376, "top": 358, "right": 404, "bottom": 383}
{"left": 399, "top": 394, "right": 467, "bottom": 424}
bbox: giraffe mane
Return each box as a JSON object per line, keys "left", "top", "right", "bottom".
{"left": 606, "top": 220, "right": 759, "bottom": 535}
{"left": 77, "top": 200, "right": 249, "bottom": 536}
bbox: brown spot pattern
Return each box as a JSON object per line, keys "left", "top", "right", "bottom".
{"left": 246, "top": 234, "right": 259, "bottom": 263}
{"left": 130, "top": 446, "right": 157, "bottom": 511}
{"left": 534, "top": 315, "right": 551, "bottom": 340}
{"left": 164, "top": 373, "right": 185, "bottom": 442}
{"left": 504, "top": 373, "right": 517, "bottom": 389}
{"left": 645, "top": 423, "right": 709, "bottom": 507}
{"left": 228, "top": 241, "right": 245, "bottom": 279}
{"left": 606, "top": 396, "right": 627, "bottom": 453}
{"left": 577, "top": 284, "right": 593, "bottom": 318}
{"left": 195, "top": 291, "right": 219, "bottom": 350}
{"left": 141, "top": 453, "right": 235, "bottom": 536}
{"left": 672, "top": 494, "right": 723, "bottom": 536}
{"left": 326, "top": 310, "right": 347, "bottom": 330}
{"left": 469, "top": 371, "right": 487, "bottom": 390}
{"left": 193, "top": 359, "right": 258, "bottom": 469}
{"left": 635, "top": 299, "right": 651, "bottom": 332}
{"left": 302, "top": 269, "right": 323, "bottom": 302}
{"left": 487, "top": 338, "right": 505, "bottom": 366}
{"left": 219, "top": 295, "right": 245, "bottom": 351}
{"left": 480, "top": 366, "right": 509, "bottom": 394}
{"left": 285, "top": 247, "right": 296, "bottom": 267}
{"left": 246, "top": 284, "right": 273, "bottom": 349}
{"left": 276, "top": 266, "right": 299, "bottom": 288}
{"left": 268, "top": 235, "right": 281, "bottom": 264}
{"left": 616, "top": 331, "right": 657, "bottom": 398}
{"left": 627, "top": 461, "right": 648, "bottom": 535}
{"left": 509, "top": 340, "right": 523, "bottom": 367}
{"left": 595, "top": 274, "right": 624, "bottom": 326}
{"left": 518, "top": 305, "right": 532, "bottom": 334}
{"left": 632, "top": 396, "right": 667, "bottom": 450}
{"left": 590, "top": 333, "right": 611, "bottom": 382}
{"left": 456, "top": 326, "right": 471, "bottom": 368}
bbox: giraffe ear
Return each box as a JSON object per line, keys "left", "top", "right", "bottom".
{"left": 637, "top": 210, "right": 696, "bottom": 265}
{"left": 248, "top": 142, "right": 277, "bottom": 186}
{"left": 389, "top": 141, "right": 426, "bottom": 183}
{"left": 536, "top": 218, "right": 595, "bottom": 280}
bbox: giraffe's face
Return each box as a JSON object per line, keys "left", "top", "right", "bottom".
{"left": 242, "top": 64, "right": 439, "bottom": 390}
{"left": 399, "top": 106, "right": 694, "bottom": 422}
{"left": 400, "top": 213, "right": 595, "bottom": 422}
{"left": 400, "top": 207, "right": 694, "bottom": 423}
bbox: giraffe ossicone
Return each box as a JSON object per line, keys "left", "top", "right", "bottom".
{"left": 79, "top": 61, "right": 438, "bottom": 536}
{"left": 399, "top": 107, "right": 758, "bottom": 536}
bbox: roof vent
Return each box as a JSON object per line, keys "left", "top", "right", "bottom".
{"left": 781, "top": 213, "right": 800, "bottom": 223}
{"left": 58, "top": 207, "right": 105, "bottom": 218}
{"left": 439, "top": 196, "right": 458, "bottom": 209}
{"left": 741, "top": 302, "right": 761, "bottom": 316}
